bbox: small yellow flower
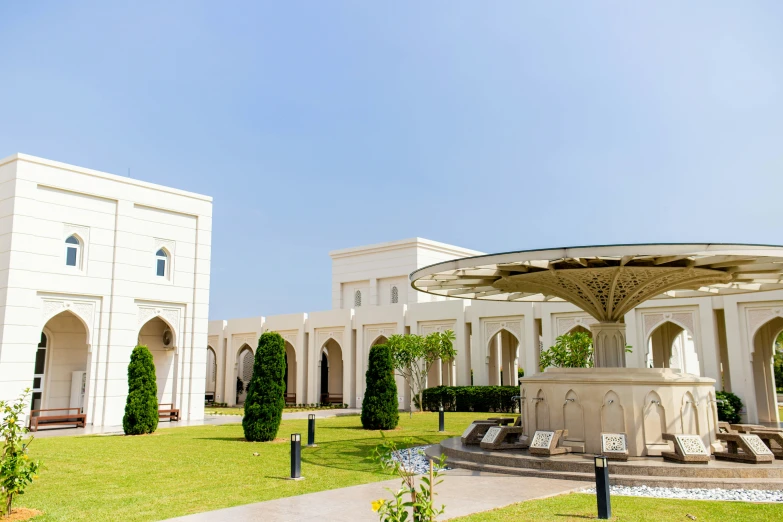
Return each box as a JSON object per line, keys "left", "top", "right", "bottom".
{"left": 371, "top": 499, "right": 385, "bottom": 512}
{"left": 33, "top": 475, "right": 38, "bottom": 480}
{"left": 8, "top": 418, "right": 14, "bottom": 425}
{"left": 23, "top": 455, "right": 28, "bottom": 460}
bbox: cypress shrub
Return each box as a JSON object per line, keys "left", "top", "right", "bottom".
{"left": 361, "top": 344, "right": 399, "bottom": 430}
{"left": 123, "top": 345, "right": 159, "bottom": 435}
{"left": 423, "top": 385, "right": 518, "bottom": 413}
{"left": 243, "top": 332, "right": 285, "bottom": 441}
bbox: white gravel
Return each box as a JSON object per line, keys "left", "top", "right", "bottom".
{"left": 389, "top": 445, "right": 451, "bottom": 475}
{"left": 582, "top": 485, "right": 783, "bottom": 503}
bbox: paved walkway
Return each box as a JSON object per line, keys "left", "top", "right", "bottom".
{"left": 166, "top": 469, "right": 584, "bottom": 521}
{"left": 30, "top": 409, "right": 360, "bottom": 438}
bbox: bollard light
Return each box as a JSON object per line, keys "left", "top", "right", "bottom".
{"left": 290, "top": 433, "right": 303, "bottom": 480}
{"left": 438, "top": 405, "right": 445, "bottom": 432}
{"left": 307, "top": 414, "right": 316, "bottom": 447}
{"left": 594, "top": 455, "right": 610, "bottom": 519}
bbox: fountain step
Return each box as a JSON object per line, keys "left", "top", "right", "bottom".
{"left": 426, "top": 437, "right": 783, "bottom": 489}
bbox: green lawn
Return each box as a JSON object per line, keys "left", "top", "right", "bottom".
{"left": 205, "top": 406, "right": 350, "bottom": 415}
{"left": 453, "top": 492, "right": 783, "bottom": 521}
{"left": 21, "top": 412, "right": 474, "bottom": 521}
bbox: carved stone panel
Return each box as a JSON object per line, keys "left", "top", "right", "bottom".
{"left": 482, "top": 427, "right": 502, "bottom": 444}
{"left": 674, "top": 434, "right": 709, "bottom": 456}
{"left": 530, "top": 430, "right": 554, "bottom": 449}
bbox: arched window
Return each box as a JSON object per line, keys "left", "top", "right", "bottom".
{"left": 156, "top": 249, "right": 169, "bottom": 278}
{"left": 391, "top": 286, "right": 399, "bottom": 304}
{"left": 354, "top": 290, "right": 362, "bottom": 307}
{"left": 65, "top": 235, "right": 81, "bottom": 268}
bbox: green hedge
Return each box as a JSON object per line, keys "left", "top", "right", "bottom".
{"left": 422, "top": 385, "right": 519, "bottom": 413}
{"left": 716, "top": 390, "right": 743, "bottom": 424}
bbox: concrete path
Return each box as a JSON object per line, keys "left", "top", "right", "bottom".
{"left": 30, "top": 409, "right": 360, "bottom": 438}
{"left": 166, "top": 469, "right": 584, "bottom": 521}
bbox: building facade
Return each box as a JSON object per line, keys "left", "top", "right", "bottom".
{"left": 0, "top": 154, "right": 212, "bottom": 427}
{"left": 210, "top": 238, "right": 783, "bottom": 426}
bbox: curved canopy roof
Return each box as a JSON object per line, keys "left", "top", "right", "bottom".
{"left": 410, "top": 243, "right": 783, "bottom": 322}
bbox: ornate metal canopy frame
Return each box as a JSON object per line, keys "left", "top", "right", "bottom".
{"left": 410, "top": 243, "right": 783, "bottom": 367}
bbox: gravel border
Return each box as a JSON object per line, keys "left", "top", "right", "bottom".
{"left": 582, "top": 485, "right": 783, "bottom": 503}
{"left": 389, "top": 445, "right": 452, "bottom": 475}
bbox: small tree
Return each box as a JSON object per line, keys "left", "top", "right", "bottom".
{"left": 361, "top": 344, "right": 399, "bottom": 430}
{"left": 0, "top": 389, "right": 41, "bottom": 516}
{"left": 123, "top": 345, "right": 158, "bottom": 435}
{"left": 387, "top": 331, "right": 456, "bottom": 417}
{"left": 539, "top": 332, "right": 594, "bottom": 371}
{"left": 243, "top": 332, "right": 285, "bottom": 441}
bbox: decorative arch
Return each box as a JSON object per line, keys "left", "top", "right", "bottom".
{"left": 643, "top": 390, "right": 666, "bottom": 452}
{"left": 41, "top": 308, "right": 92, "bottom": 348}
{"left": 680, "top": 391, "right": 699, "bottom": 434}
{"left": 532, "top": 388, "right": 549, "bottom": 433}
{"left": 601, "top": 390, "right": 626, "bottom": 434}
{"left": 749, "top": 315, "right": 783, "bottom": 423}
{"left": 486, "top": 327, "right": 521, "bottom": 386}
{"left": 136, "top": 305, "right": 181, "bottom": 352}
{"left": 136, "top": 312, "right": 178, "bottom": 351}
{"left": 319, "top": 338, "right": 344, "bottom": 404}
{"left": 370, "top": 334, "right": 389, "bottom": 347}
{"left": 284, "top": 340, "right": 297, "bottom": 402}
{"left": 565, "top": 324, "right": 592, "bottom": 336}
{"left": 563, "top": 389, "right": 585, "bottom": 442}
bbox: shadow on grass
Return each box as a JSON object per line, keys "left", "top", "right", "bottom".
{"left": 301, "top": 435, "right": 436, "bottom": 473}
{"left": 553, "top": 515, "right": 594, "bottom": 519}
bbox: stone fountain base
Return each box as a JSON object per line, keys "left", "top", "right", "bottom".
{"left": 519, "top": 368, "right": 720, "bottom": 457}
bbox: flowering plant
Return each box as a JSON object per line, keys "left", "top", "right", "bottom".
{"left": 369, "top": 434, "right": 446, "bottom": 522}
{"left": 0, "top": 389, "right": 42, "bottom": 515}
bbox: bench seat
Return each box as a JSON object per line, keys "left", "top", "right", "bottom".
{"left": 29, "top": 408, "right": 86, "bottom": 432}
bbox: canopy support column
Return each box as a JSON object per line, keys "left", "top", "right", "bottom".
{"left": 590, "top": 322, "right": 627, "bottom": 368}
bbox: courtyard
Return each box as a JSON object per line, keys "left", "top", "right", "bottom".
{"left": 16, "top": 413, "right": 783, "bottom": 521}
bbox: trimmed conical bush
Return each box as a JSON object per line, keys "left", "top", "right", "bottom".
{"left": 123, "top": 345, "right": 159, "bottom": 435}
{"left": 243, "top": 332, "right": 286, "bottom": 441}
{"left": 361, "top": 344, "right": 399, "bottom": 430}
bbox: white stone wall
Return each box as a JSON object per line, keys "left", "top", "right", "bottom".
{"left": 212, "top": 239, "right": 783, "bottom": 425}
{"left": 0, "top": 154, "right": 212, "bottom": 426}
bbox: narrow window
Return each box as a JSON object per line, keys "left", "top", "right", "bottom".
{"left": 354, "top": 290, "right": 362, "bottom": 307}
{"left": 65, "top": 235, "right": 81, "bottom": 267}
{"left": 156, "top": 249, "right": 168, "bottom": 277}
{"left": 391, "top": 286, "right": 399, "bottom": 304}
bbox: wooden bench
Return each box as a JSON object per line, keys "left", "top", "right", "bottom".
{"left": 320, "top": 393, "right": 343, "bottom": 405}
{"left": 29, "top": 408, "right": 86, "bottom": 432}
{"left": 158, "top": 403, "right": 180, "bottom": 422}
{"left": 285, "top": 393, "right": 296, "bottom": 405}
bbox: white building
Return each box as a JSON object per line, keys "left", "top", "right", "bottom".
{"left": 210, "top": 238, "right": 783, "bottom": 426}
{"left": 0, "top": 154, "right": 212, "bottom": 427}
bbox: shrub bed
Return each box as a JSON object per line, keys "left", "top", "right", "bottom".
{"left": 422, "top": 385, "right": 519, "bottom": 412}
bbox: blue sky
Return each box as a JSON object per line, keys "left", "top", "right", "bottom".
{"left": 2, "top": 2, "right": 782, "bottom": 319}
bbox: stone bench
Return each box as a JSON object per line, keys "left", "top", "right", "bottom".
{"left": 461, "top": 420, "right": 501, "bottom": 445}
{"left": 479, "top": 417, "right": 528, "bottom": 451}
{"left": 751, "top": 430, "right": 783, "bottom": 460}
{"left": 528, "top": 429, "right": 571, "bottom": 457}
{"left": 661, "top": 433, "right": 711, "bottom": 464}
{"left": 715, "top": 433, "right": 774, "bottom": 463}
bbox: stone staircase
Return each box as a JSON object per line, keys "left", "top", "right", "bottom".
{"left": 426, "top": 437, "right": 783, "bottom": 490}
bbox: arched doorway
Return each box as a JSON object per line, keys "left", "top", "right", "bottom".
{"left": 236, "top": 344, "right": 254, "bottom": 404}
{"left": 32, "top": 310, "right": 90, "bottom": 415}
{"left": 752, "top": 317, "right": 783, "bottom": 424}
{"left": 319, "top": 339, "right": 343, "bottom": 404}
{"left": 205, "top": 347, "right": 217, "bottom": 403}
{"left": 138, "top": 316, "right": 177, "bottom": 405}
{"left": 568, "top": 325, "right": 592, "bottom": 336}
{"left": 284, "top": 341, "right": 296, "bottom": 404}
{"left": 487, "top": 329, "right": 520, "bottom": 386}
{"left": 647, "top": 321, "right": 698, "bottom": 374}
